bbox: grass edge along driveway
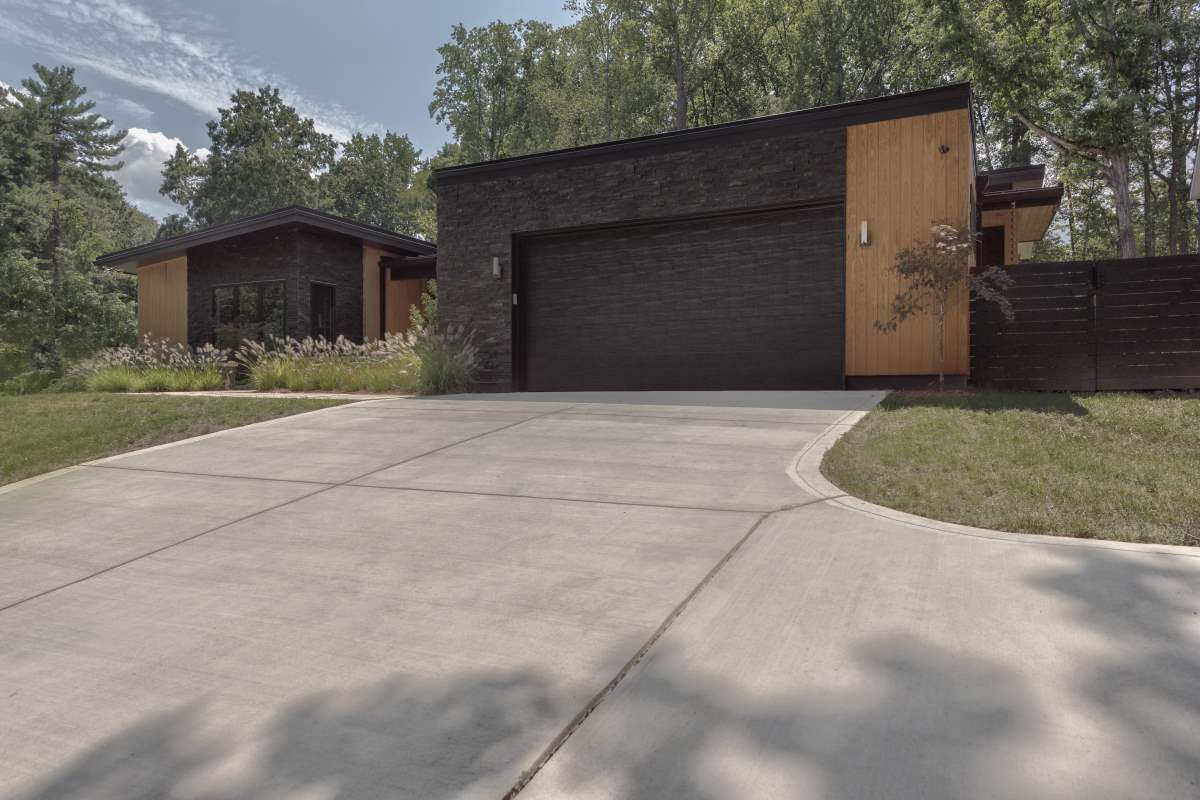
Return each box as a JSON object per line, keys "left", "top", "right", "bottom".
{"left": 0, "top": 393, "right": 348, "bottom": 486}
{"left": 821, "top": 389, "right": 1200, "bottom": 547}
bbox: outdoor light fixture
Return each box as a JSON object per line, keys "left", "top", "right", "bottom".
{"left": 859, "top": 220, "right": 870, "bottom": 246}
{"left": 492, "top": 256, "right": 502, "bottom": 279}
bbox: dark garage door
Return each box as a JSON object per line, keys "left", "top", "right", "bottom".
{"left": 517, "top": 204, "right": 844, "bottom": 391}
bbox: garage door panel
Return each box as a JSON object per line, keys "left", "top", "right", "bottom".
{"left": 519, "top": 205, "right": 844, "bottom": 391}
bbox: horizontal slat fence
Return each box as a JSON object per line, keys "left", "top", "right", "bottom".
{"left": 971, "top": 255, "right": 1200, "bottom": 391}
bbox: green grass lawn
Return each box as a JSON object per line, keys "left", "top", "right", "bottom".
{"left": 822, "top": 390, "right": 1200, "bottom": 547}
{"left": 0, "top": 393, "right": 347, "bottom": 486}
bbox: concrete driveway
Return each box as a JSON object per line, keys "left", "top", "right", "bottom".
{"left": 1, "top": 392, "right": 1197, "bottom": 799}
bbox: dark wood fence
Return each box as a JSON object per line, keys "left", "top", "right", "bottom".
{"left": 971, "top": 255, "right": 1200, "bottom": 391}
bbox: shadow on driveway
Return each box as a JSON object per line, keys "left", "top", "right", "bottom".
{"left": 17, "top": 634, "right": 1030, "bottom": 800}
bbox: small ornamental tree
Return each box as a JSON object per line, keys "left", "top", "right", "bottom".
{"left": 876, "top": 222, "right": 1014, "bottom": 390}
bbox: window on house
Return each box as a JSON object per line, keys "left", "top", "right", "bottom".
{"left": 213, "top": 281, "right": 286, "bottom": 348}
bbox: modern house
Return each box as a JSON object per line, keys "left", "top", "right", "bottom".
{"left": 98, "top": 83, "right": 1062, "bottom": 390}
{"left": 434, "top": 82, "right": 1060, "bottom": 391}
{"left": 95, "top": 206, "right": 436, "bottom": 348}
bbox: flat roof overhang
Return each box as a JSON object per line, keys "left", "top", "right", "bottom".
{"left": 384, "top": 254, "right": 436, "bottom": 281}
{"left": 980, "top": 185, "right": 1064, "bottom": 242}
{"left": 433, "top": 82, "right": 972, "bottom": 186}
{"left": 96, "top": 205, "right": 436, "bottom": 272}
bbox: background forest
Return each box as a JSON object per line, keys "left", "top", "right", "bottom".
{"left": 1, "top": 0, "right": 1198, "bottom": 389}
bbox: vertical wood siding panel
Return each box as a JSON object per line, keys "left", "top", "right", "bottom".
{"left": 136, "top": 257, "right": 187, "bottom": 344}
{"left": 844, "top": 109, "right": 972, "bottom": 375}
{"left": 362, "top": 245, "right": 383, "bottom": 341}
{"left": 385, "top": 278, "right": 425, "bottom": 335}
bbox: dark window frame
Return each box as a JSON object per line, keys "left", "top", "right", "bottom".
{"left": 310, "top": 281, "right": 336, "bottom": 341}
{"left": 211, "top": 279, "right": 287, "bottom": 348}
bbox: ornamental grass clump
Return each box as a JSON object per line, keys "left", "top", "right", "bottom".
{"left": 74, "top": 337, "right": 229, "bottom": 392}
{"left": 406, "top": 326, "right": 477, "bottom": 395}
{"left": 235, "top": 327, "right": 477, "bottom": 395}
{"left": 236, "top": 334, "right": 418, "bottom": 393}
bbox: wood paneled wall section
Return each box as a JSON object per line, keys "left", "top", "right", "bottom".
{"left": 982, "top": 209, "right": 1019, "bottom": 265}
{"left": 844, "top": 109, "right": 974, "bottom": 376}
{"left": 386, "top": 278, "right": 424, "bottom": 335}
{"left": 136, "top": 256, "right": 187, "bottom": 344}
{"left": 362, "top": 244, "right": 386, "bottom": 340}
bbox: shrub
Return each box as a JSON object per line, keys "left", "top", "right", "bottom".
{"left": 407, "top": 326, "right": 477, "bottom": 395}
{"left": 234, "top": 327, "right": 476, "bottom": 395}
{"left": 235, "top": 335, "right": 419, "bottom": 394}
{"left": 86, "top": 366, "right": 137, "bottom": 392}
{"left": 73, "top": 336, "right": 232, "bottom": 393}
{"left": 1, "top": 369, "right": 57, "bottom": 395}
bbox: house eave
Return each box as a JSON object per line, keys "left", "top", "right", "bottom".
{"left": 96, "top": 206, "right": 436, "bottom": 272}
{"left": 433, "top": 82, "right": 972, "bottom": 186}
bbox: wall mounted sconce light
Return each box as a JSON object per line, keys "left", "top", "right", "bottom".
{"left": 859, "top": 220, "right": 870, "bottom": 247}
{"left": 492, "top": 256, "right": 502, "bottom": 279}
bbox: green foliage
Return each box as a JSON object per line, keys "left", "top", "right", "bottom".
{"left": 407, "top": 280, "right": 438, "bottom": 335}
{"left": 406, "top": 326, "right": 478, "bottom": 395}
{"left": 925, "top": 0, "right": 1199, "bottom": 259}
{"left": 876, "top": 222, "right": 1013, "bottom": 388}
{"left": 72, "top": 337, "right": 231, "bottom": 393}
{"left": 430, "top": 20, "right": 563, "bottom": 162}
{"left": 235, "top": 329, "right": 477, "bottom": 395}
{"left": 1, "top": 369, "right": 57, "bottom": 395}
{"left": 0, "top": 64, "right": 153, "bottom": 380}
{"left": 822, "top": 389, "right": 1200, "bottom": 546}
{"left": 0, "top": 393, "right": 346, "bottom": 486}
{"left": 159, "top": 87, "right": 438, "bottom": 240}
{"left": 428, "top": 2, "right": 1197, "bottom": 262}
{"left": 236, "top": 335, "right": 420, "bottom": 393}
{"left": 320, "top": 132, "right": 426, "bottom": 236}
{"left": 160, "top": 87, "right": 337, "bottom": 226}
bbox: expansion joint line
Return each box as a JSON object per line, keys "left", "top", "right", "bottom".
{"left": 0, "top": 404, "right": 573, "bottom": 616}
{"left": 503, "top": 493, "right": 831, "bottom": 799}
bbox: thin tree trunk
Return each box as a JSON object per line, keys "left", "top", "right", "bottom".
{"left": 1165, "top": 173, "right": 1179, "bottom": 253}
{"left": 1108, "top": 152, "right": 1138, "bottom": 259}
{"left": 937, "top": 301, "right": 946, "bottom": 391}
{"left": 673, "top": 46, "right": 687, "bottom": 129}
{"left": 1065, "top": 182, "right": 1078, "bottom": 260}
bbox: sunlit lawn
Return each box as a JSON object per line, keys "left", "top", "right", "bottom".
{"left": 0, "top": 393, "right": 347, "bottom": 486}
{"left": 822, "top": 390, "right": 1200, "bottom": 547}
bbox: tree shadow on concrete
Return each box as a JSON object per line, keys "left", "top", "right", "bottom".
{"left": 531, "top": 633, "right": 1034, "bottom": 800}
{"left": 14, "top": 632, "right": 1036, "bottom": 800}
{"left": 16, "top": 667, "right": 561, "bottom": 800}
{"left": 1027, "top": 547, "right": 1200, "bottom": 787}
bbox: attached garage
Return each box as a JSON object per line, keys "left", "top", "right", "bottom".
{"left": 433, "top": 83, "right": 986, "bottom": 392}
{"left": 516, "top": 204, "right": 844, "bottom": 390}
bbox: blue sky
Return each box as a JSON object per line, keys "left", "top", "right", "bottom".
{"left": 0, "top": 0, "right": 573, "bottom": 218}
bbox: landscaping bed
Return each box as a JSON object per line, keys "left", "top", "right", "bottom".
{"left": 0, "top": 393, "right": 347, "bottom": 486}
{"left": 822, "top": 390, "right": 1200, "bottom": 547}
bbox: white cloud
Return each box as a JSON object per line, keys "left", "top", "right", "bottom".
{"left": 0, "top": 0, "right": 378, "bottom": 141}
{"left": 111, "top": 127, "right": 193, "bottom": 219}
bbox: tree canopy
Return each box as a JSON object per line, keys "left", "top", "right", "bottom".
{"left": 0, "top": 64, "right": 155, "bottom": 381}
{"left": 160, "top": 87, "right": 337, "bottom": 227}
{"left": 428, "top": 0, "right": 1200, "bottom": 259}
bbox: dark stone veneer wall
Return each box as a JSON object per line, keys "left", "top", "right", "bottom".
{"left": 187, "top": 226, "right": 364, "bottom": 346}
{"left": 434, "top": 125, "right": 847, "bottom": 390}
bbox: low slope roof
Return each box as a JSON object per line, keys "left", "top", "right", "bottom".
{"left": 434, "top": 82, "right": 972, "bottom": 184}
{"left": 96, "top": 206, "right": 435, "bottom": 271}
